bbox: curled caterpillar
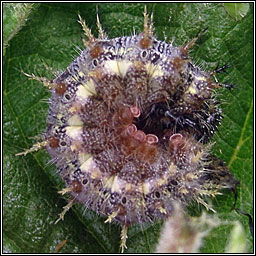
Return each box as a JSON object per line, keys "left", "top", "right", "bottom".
{"left": 17, "top": 7, "right": 241, "bottom": 253}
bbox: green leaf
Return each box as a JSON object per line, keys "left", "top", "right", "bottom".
{"left": 223, "top": 3, "right": 250, "bottom": 21}
{"left": 3, "top": 3, "right": 40, "bottom": 55}
{"left": 3, "top": 3, "right": 253, "bottom": 253}
{"left": 225, "top": 221, "right": 248, "bottom": 253}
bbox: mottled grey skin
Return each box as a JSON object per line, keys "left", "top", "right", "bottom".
{"left": 45, "top": 32, "right": 238, "bottom": 225}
